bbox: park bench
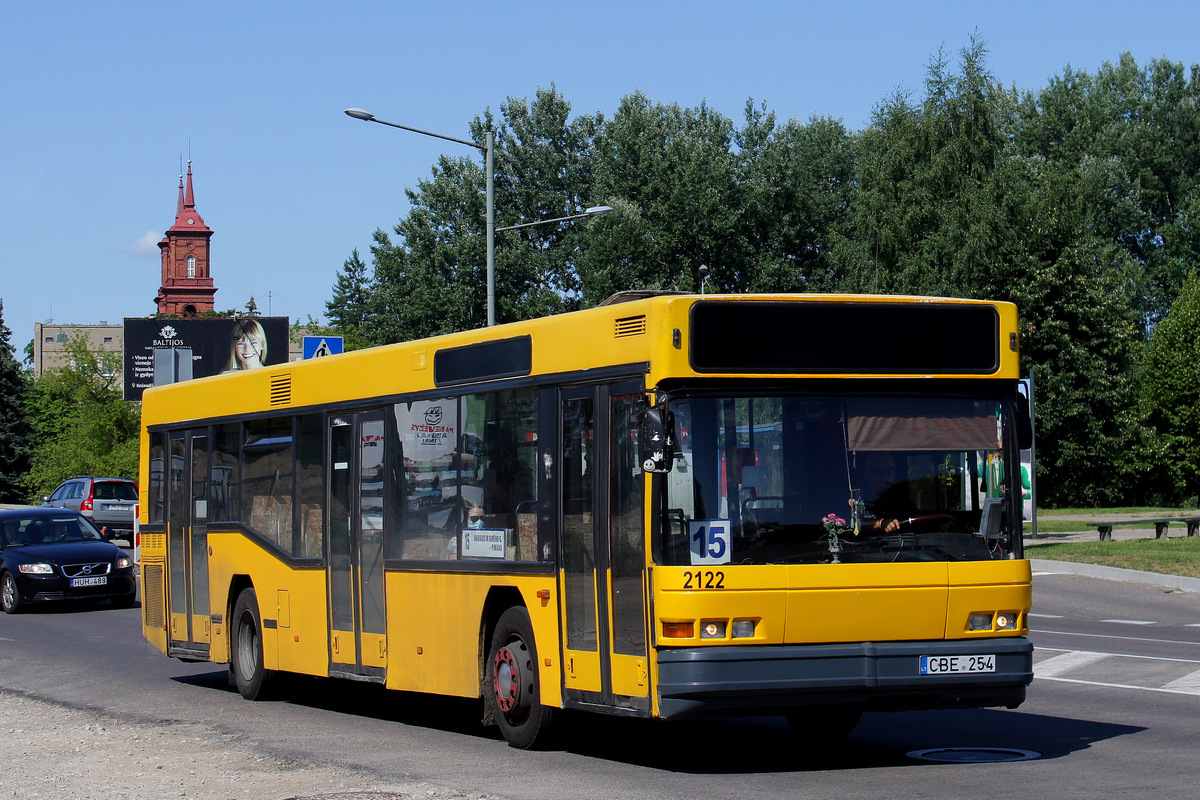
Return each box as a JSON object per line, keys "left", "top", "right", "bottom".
{"left": 1089, "top": 517, "right": 1200, "bottom": 541}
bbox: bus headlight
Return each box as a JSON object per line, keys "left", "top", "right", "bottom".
{"left": 731, "top": 619, "right": 757, "bottom": 638}
{"left": 968, "top": 613, "right": 993, "bottom": 631}
{"left": 700, "top": 620, "right": 726, "bottom": 639}
{"left": 995, "top": 612, "right": 1018, "bottom": 631}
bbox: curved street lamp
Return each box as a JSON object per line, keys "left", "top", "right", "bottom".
{"left": 346, "top": 109, "right": 612, "bottom": 327}
{"left": 495, "top": 205, "right": 613, "bottom": 233}
{"left": 345, "top": 108, "right": 496, "bottom": 326}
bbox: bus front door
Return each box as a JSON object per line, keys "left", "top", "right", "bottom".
{"left": 166, "top": 428, "right": 211, "bottom": 659}
{"left": 559, "top": 382, "right": 650, "bottom": 711}
{"left": 326, "top": 411, "right": 387, "bottom": 682}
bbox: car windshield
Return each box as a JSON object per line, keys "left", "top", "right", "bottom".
{"left": 659, "top": 393, "right": 1023, "bottom": 566}
{"left": 1, "top": 515, "right": 104, "bottom": 546}
{"left": 94, "top": 482, "right": 138, "bottom": 501}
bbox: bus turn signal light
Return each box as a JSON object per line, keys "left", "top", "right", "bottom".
{"left": 662, "top": 621, "right": 694, "bottom": 638}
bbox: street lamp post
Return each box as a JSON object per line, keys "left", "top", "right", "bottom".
{"left": 346, "top": 108, "right": 612, "bottom": 327}
{"left": 345, "top": 108, "right": 497, "bottom": 326}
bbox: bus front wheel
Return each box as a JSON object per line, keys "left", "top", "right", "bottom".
{"left": 231, "top": 587, "right": 274, "bottom": 700}
{"left": 487, "top": 607, "right": 555, "bottom": 749}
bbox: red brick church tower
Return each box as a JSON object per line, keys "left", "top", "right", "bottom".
{"left": 155, "top": 162, "right": 217, "bottom": 315}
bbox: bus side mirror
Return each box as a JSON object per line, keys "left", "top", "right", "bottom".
{"left": 1015, "top": 398, "right": 1033, "bottom": 451}
{"left": 639, "top": 406, "right": 675, "bottom": 473}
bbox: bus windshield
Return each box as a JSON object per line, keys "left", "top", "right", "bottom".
{"left": 660, "top": 394, "right": 1023, "bottom": 566}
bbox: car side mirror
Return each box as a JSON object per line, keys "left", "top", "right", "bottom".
{"left": 41, "top": 496, "right": 49, "bottom": 503}
{"left": 639, "top": 406, "right": 675, "bottom": 473}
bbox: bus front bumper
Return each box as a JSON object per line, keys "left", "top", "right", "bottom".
{"left": 656, "top": 637, "right": 1033, "bottom": 720}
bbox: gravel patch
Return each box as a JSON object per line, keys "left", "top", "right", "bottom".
{"left": 0, "top": 691, "right": 503, "bottom": 800}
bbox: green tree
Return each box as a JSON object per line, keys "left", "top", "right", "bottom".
{"left": 1019, "top": 54, "right": 1200, "bottom": 325}
{"left": 1134, "top": 272, "right": 1200, "bottom": 503}
{"left": 23, "top": 334, "right": 140, "bottom": 501}
{"left": 0, "top": 300, "right": 33, "bottom": 502}
{"left": 326, "top": 249, "right": 373, "bottom": 350}
{"left": 581, "top": 93, "right": 739, "bottom": 302}
{"left": 365, "top": 87, "right": 599, "bottom": 344}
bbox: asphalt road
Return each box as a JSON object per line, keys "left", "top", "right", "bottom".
{"left": 2, "top": 569, "right": 1199, "bottom": 800}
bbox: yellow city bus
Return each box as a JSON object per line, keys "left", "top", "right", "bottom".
{"left": 138, "top": 293, "right": 1034, "bottom": 748}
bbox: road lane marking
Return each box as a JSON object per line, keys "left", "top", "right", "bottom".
{"left": 1099, "top": 619, "right": 1156, "bottom": 626}
{"left": 1037, "top": 675, "right": 1200, "bottom": 697}
{"left": 1033, "top": 628, "right": 1200, "bottom": 647}
{"left": 1028, "top": 613, "right": 1064, "bottom": 619}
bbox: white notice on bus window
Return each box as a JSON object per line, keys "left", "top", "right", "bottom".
{"left": 462, "top": 528, "right": 507, "bottom": 559}
{"left": 688, "top": 519, "right": 732, "bottom": 565}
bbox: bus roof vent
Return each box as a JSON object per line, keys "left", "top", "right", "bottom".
{"left": 614, "top": 315, "right": 647, "bottom": 338}
{"left": 269, "top": 373, "right": 292, "bottom": 407}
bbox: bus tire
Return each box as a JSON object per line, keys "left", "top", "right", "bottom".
{"left": 487, "top": 606, "right": 554, "bottom": 749}
{"left": 231, "top": 587, "right": 274, "bottom": 700}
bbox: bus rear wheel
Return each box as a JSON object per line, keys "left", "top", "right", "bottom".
{"left": 487, "top": 607, "right": 554, "bottom": 749}
{"left": 231, "top": 587, "right": 274, "bottom": 700}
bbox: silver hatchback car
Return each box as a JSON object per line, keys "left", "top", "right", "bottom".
{"left": 42, "top": 476, "right": 138, "bottom": 543}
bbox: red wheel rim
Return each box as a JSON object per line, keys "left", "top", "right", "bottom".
{"left": 493, "top": 646, "right": 521, "bottom": 712}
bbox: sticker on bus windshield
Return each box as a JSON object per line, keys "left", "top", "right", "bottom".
{"left": 688, "top": 519, "right": 732, "bottom": 565}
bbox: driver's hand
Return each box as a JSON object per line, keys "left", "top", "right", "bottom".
{"left": 874, "top": 517, "right": 901, "bottom": 533}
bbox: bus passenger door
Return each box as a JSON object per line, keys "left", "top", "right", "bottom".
{"left": 327, "top": 411, "right": 387, "bottom": 682}
{"left": 559, "top": 382, "right": 649, "bottom": 710}
{"left": 167, "top": 428, "right": 211, "bottom": 658}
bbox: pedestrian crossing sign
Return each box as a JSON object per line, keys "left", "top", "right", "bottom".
{"left": 302, "top": 336, "right": 344, "bottom": 359}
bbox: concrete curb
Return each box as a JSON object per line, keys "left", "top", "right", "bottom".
{"left": 1030, "top": 558, "right": 1200, "bottom": 593}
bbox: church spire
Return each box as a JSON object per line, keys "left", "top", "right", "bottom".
{"left": 184, "top": 160, "right": 196, "bottom": 210}
{"left": 157, "top": 160, "right": 216, "bottom": 316}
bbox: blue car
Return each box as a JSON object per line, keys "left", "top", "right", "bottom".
{"left": 0, "top": 507, "right": 137, "bottom": 613}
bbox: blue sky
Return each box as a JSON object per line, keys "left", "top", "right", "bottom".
{"left": 2, "top": 0, "right": 1197, "bottom": 353}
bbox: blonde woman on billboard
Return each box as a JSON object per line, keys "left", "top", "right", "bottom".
{"left": 223, "top": 318, "right": 268, "bottom": 372}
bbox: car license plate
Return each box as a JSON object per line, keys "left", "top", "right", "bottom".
{"left": 920, "top": 654, "right": 995, "bottom": 674}
{"left": 106, "top": 505, "right": 132, "bottom": 511}
{"left": 70, "top": 576, "right": 107, "bottom": 587}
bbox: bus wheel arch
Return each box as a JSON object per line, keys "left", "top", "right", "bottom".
{"left": 486, "top": 605, "right": 555, "bottom": 749}
{"left": 230, "top": 584, "right": 274, "bottom": 700}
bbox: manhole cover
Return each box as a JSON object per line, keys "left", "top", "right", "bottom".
{"left": 907, "top": 747, "right": 1041, "bottom": 763}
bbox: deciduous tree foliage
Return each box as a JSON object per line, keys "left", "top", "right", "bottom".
{"left": 23, "top": 335, "right": 139, "bottom": 501}
{"left": 344, "top": 45, "right": 1200, "bottom": 507}
{"left": 1136, "top": 272, "right": 1200, "bottom": 504}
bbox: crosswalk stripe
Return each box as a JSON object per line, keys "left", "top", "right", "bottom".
{"left": 1035, "top": 650, "right": 1109, "bottom": 677}
{"left": 1162, "top": 668, "right": 1200, "bottom": 694}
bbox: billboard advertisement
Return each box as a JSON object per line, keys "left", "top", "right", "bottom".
{"left": 123, "top": 316, "right": 289, "bottom": 400}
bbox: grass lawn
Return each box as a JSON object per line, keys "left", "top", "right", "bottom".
{"left": 1025, "top": 537, "right": 1200, "bottom": 579}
